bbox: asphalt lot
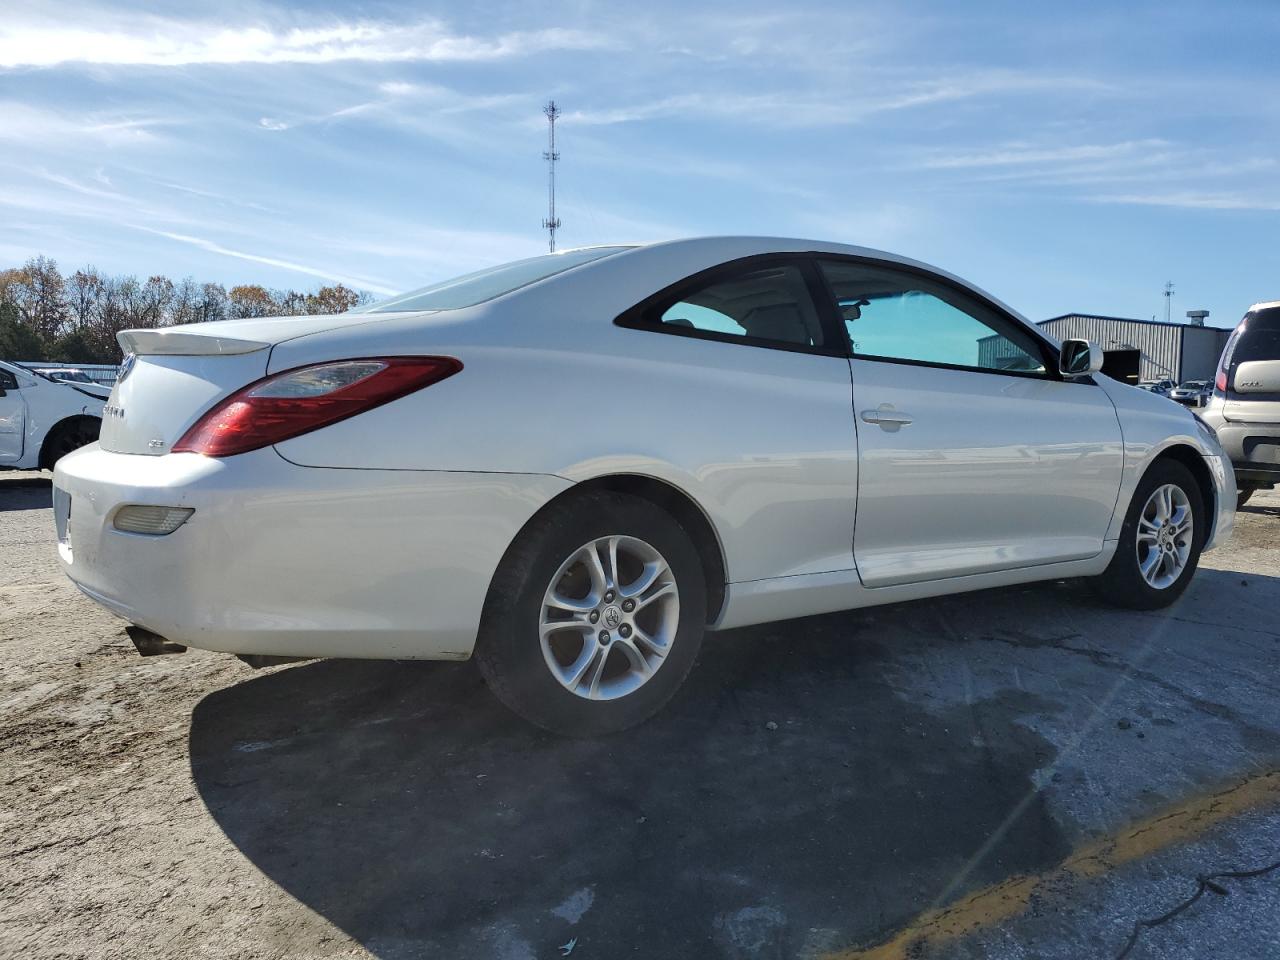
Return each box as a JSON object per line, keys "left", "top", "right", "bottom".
{"left": 3, "top": 472, "right": 1280, "bottom": 960}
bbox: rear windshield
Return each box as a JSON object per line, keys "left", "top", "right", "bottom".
{"left": 361, "top": 246, "right": 633, "bottom": 313}
{"left": 1232, "top": 307, "right": 1280, "bottom": 363}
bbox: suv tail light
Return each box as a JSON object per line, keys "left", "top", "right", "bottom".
{"left": 173, "top": 357, "right": 461, "bottom": 457}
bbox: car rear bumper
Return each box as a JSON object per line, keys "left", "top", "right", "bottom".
{"left": 53, "top": 445, "right": 570, "bottom": 659}
{"left": 1211, "top": 421, "right": 1280, "bottom": 486}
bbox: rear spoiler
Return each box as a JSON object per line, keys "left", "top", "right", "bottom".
{"left": 117, "top": 329, "right": 270, "bottom": 357}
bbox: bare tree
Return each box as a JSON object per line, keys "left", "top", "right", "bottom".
{"left": 0, "top": 256, "right": 66, "bottom": 343}
{"left": 227, "top": 284, "right": 276, "bottom": 319}
{"left": 306, "top": 284, "right": 365, "bottom": 315}
{"left": 65, "top": 268, "right": 104, "bottom": 333}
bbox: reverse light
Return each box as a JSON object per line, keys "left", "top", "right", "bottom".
{"left": 172, "top": 357, "right": 462, "bottom": 457}
{"left": 114, "top": 505, "right": 195, "bottom": 535}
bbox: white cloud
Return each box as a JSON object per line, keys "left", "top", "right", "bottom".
{"left": 135, "top": 228, "right": 402, "bottom": 293}
{"left": 561, "top": 71, "right": 1111, "bottom": 128}
{"left": 0, "top": 16, "right": 611, "bottom": 68}
{"left": 916, "top": 140, "right": 1170, "bottom": 170}
{"left": 0, "top": 102, "right": 163, "bottom": 146}
{"left": 1090, "top": 192, "right": 1280, "bottom": 212}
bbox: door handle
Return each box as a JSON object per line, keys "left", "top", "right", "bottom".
{"left": 860, "top": 404, "right": 914, "bottom": 429}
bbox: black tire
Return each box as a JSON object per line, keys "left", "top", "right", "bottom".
{"left": 1238, "top": 487, "right": 1254, "bottom": 510}
{"left": 40, "top": 417, "right": 101, "bottom": 470}
{"left": 1090, "top": 459, "right": 1205, "bottom": 610}
{"left": 475, "top": 490, "right": 706, "bottom": 736}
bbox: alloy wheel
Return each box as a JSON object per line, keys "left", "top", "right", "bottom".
{"left": 539, "top": 535, "right": 680, "bottom": 701}
{"left": 1135, "top": 483, "right": 1193, "bottom": 589}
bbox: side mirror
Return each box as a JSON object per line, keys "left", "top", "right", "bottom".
{"left": 1059, "top": 339, "right": 1103, "bottom": 377}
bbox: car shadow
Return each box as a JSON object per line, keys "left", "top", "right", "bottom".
{"left": 189, "top": 568, "right": 1280, "bottom": 958}
{"left": 0, "top": 474, "right": 52, "bottom": 512}
{"left": 189, "top": 588, "right": 1086, "bottom": 959}
{"left": 1240, "top": 501, "right": 1280, "bottom": 519}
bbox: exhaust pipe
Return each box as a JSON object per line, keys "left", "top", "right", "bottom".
{"left": 126, "top": 625, "right": 187, "bottom": 656}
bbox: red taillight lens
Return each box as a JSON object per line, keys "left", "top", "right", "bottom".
{"left": 1215, "top": 368, "right": 1228, "bottom": 392}
{"left": 173, "top": 357, "right": 461, "bottom": 457}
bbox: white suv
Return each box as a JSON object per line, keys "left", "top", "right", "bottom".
{"left": 1201, "top": 302, "right": 1280, "bottom": 507}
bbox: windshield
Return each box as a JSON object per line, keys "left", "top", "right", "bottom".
{"left": 361, "top": 246, "right": 634, "bottom": 313}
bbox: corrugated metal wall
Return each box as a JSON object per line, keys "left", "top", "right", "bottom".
{"left": 1040, "top": 316, "right": 1183, "bottom": 382}
{"left": 1179, "top": 326, "right": 1233, "bottom": 381}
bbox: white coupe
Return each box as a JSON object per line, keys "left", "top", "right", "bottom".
{"left": 1, "top": 360, "right": 107, "bottom": 471}
{"left": 53, "top": 238, "right": 1234, "bottom": 734}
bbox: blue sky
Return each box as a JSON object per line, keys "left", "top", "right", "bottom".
{"left": 2, "top": 0, "right": 1277, "bottom": 325}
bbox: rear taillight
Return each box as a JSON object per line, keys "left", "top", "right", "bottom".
{"left": 172, "top": 357, "right": 461, "bottom": 457}
{"left": 1215, "top": 322, "right": 1244, "bottom": 394}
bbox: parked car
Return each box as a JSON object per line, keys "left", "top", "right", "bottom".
{"left": 52, "top": 238, "right": 1235, "bottom": 734}
{"left": 1138, "top": 379, "right": 1177, "bottom": 395}
{"left": 0, "top": 359, "right": 106, "bottom": 470}
{"left": 1169, "top": 380, "right": 1212, "bottom": 406}
{"left": 36, "top": 367, "right": 95, "bottom": 385}
{"left": 1201, "top": 301, "right": 1280, "bottom": 508}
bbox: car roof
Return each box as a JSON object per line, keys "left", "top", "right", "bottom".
{"left": 575, "top": 236, "right": 1033, "bottom": 328}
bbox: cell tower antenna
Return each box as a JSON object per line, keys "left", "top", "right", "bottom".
{"left": 542, "top": 100, "right": 562, "bottom": 253}
{"left": 1163, "top": 281, "right": 1174, "bottom": 323}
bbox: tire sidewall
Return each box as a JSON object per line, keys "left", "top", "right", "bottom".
{"left": 1110, "top": 460, "right": 1205, "bottom": 607}
{"left": 477, "top": 492, "right": 706, "bottom": 736}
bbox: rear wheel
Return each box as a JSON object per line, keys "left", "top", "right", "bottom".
{"left": 1238, "top": 487, "right": 1255, "bottom": 510}
{"left": 1091, "top": 459, "right": 1204, "bottom": 610}
{"left": 475, "top": 491, "right": 706, "bottom": 736}
{"left": 40, "top": 417, "right": 101, "bottom": 470}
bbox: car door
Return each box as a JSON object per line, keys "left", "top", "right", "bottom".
{"left": 813, "top": 258, "right": 1124, "bottom": 588}
{"left": 611, "top": 255, "right": 859, "bottom": 584}
{"left": 0, "top": 366, "right": 27, "bottom": 463}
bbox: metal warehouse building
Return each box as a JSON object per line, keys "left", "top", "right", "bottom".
{"left": 1038, "top": 314, "right": 1233, "bottom": 385}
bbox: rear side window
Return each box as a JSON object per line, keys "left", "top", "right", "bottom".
{"left": 1231, "top": 308, "right": 1280, "bottom": 363}
{"left": 652, "top": 263, "right": 826, "bottom": 348}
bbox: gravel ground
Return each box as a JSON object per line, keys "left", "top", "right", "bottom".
{"left": 2, "top": 472, "right": 1280, "bottom": 960}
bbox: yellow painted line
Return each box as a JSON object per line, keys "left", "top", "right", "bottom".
{"left": 824, "top": 771, "right": 1280, "bottom": 960}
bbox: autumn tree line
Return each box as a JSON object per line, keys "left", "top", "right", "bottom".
{"left": 0, "top": 256, "right": 374, "bottom": 364}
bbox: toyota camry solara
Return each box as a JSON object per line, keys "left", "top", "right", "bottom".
{"left": 53, "top": 237, "right": 1235, "bottom": 734}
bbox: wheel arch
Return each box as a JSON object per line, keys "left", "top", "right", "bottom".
{"left": 39, "top": 415, "right": 102, "bottom": 470}
{"left": 1150, "top": 443, "right": 1216, "bottom": 542}
{"left": 495, "top": 473, "right": 729, "bottom": 624}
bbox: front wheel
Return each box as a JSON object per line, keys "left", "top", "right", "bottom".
{"left": 1090, "top": 459, "right": 1204, "bottom": 610}
{"left": 475, "top": 491, "right": 706, "bottom": 736}
{"left": 1238, "top": 487, "right": 1255, "bottom": 510}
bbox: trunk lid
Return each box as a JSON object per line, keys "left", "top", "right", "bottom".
{"left": 101, "top": 313, "right": 404, "bottom": 455}
{"left": 1222, "top": 360, "right": 1280, "bottom": 424}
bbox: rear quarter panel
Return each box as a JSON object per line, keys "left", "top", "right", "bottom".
{"left": 270, "top": 255, "right": 860, "bottom": 584}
